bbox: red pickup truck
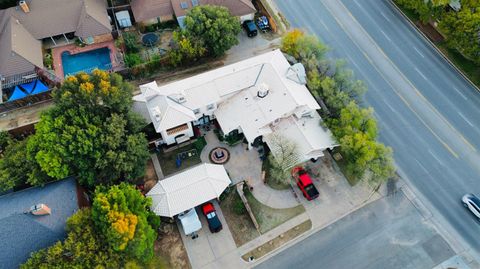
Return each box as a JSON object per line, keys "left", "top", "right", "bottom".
{"left": 292, "top": 167, "right": 319, "bottom": 201}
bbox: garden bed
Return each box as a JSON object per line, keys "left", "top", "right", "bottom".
{"left": 157, "top": 142, "right": 202, "bottom": 176}
{"left": 241, "top": 220, "right": 312, "bottom": 261}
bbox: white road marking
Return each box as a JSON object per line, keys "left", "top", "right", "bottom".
{"left": 413, "top": 46, "right": 425, "bottom": 58}
{"left": 453, "top": 87, "right": 468, "bottom": 100}
{"left": 414, "top": 67, "right": 428, "bottom": 81}
{"left": 414, "top": 158, "right": 428, "bottom": 173}
{"left": 380, "top": 11, "right": 391, "bottom": 23}
{"left": 458, "top": 111, "right": 474, "bottom": 127}
{"left": 380, "top": 30, "right": 391, "bottom": 42}
{"left": 385, "top": 102, "right": 397, "bottom": 113}
{"left": 428, "top": 150, "right": 444, "bottom": 166}
{"left": 319, "top": 19, "right": 329, "bottom": 31}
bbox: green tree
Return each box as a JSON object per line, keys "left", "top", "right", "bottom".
{"left": 92, "top": 183, "right": 159, "bottom": 263}
{"left": 21, "top": 208, "right": 125, "bottom": 269}
{"left": 168, "top": 31, "right": 206, "bottom": 66}
{"left": 0, "top": 138, "right": 34, "bottom": 191}
{"left": 184, "top": 5, "right": 241, "bottom": 57}
{"left": 438, "top": 6, "right": 480, "bottom": 64}
{"left": 329, "top": 101, "right": 378, "bottom": 140}
{"left": 281, "top": 29, "right": 329, "bottom": 68}
{"left": 27, "top": 70, "right": 149, "bottom": 188}
{"left": 395, "top": 0, "right": 445, "bottom": 22}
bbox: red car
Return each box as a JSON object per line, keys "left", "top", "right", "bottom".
{"left": 292, "top": 167, "right": 319, "bottom": 201}
{"left": 201, "top": 202, "right": 223, "bottom": 233}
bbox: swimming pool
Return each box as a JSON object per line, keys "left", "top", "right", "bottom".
{"left": 61, "top": 47, "right": 112, "bottom": 77}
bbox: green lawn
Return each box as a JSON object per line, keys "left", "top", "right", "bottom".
{"left": 245, "top": 189, "right": 305, "bottom": 234}
{"left": 157, "top": 143, "right": 202, "bottom": 176}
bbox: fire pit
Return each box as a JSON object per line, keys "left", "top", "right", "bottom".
{"left": 209, "top": 147, "right": 230, "bottom": 164}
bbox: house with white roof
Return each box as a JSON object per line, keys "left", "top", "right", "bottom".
{"left": 133, "top": 49, "right": 337, "bottom": 163}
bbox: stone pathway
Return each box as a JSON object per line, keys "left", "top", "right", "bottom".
{"left": 200, "top": 130, "right": 299, "bottom": 209}
{"left": 150, "top": 153, "right": 164, "bottom": 180}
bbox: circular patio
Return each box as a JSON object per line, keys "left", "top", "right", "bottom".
{"left": 142, "top": 33, "right": 159, "bottom": 47}
{"left": 209, "top": 147, "right": 230, "bottom": 164}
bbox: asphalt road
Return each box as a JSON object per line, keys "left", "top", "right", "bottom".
{"left": 255, "top": 194, "right": 455, "bottom": 269}
{"left": 274, "top": 0, "right": 480, "bottom": 258}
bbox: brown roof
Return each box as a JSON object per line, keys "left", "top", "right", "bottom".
{"left": 4, "top": 0, "right": 111, "bottom": 39}
{"left": 171, "top": 0, "right": 256, "bottom": 18}
{"left": 0, "top": 0, "right": 111, "bottom": 78}
{"left": 0, "top": 10, "right": 43, "bottom": 77}
{"left": 131, "top": 0, "right": 174, "bottom": 22}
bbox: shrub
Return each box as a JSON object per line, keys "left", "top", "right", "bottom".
{"left": 123, "top": 32, "right": 140, "bottom": 53}
{"left": 125, "top": 53, "right": 143, "bottom": 67}
{"left": 233, "top": 197, "right": 246, "bottom": 215}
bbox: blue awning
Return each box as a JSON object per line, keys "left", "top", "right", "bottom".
{"left": 30, "top": 80, "right": 49, "bottom": 95}
{"left": 20, "top": 81, "right": 37, "bottom": 94}
{"left": 8, "top": 86, "right": 28, "bottom": 102}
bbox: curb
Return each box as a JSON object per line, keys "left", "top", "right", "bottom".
{"left": 387, "top": 0, "right": 480, "bottom": 93}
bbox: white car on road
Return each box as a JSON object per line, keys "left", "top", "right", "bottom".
{"left": 462, "top": 193, "right": 480, "bottom": 221}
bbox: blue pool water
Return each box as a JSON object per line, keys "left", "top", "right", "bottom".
{"left": 61, "top": 47, "right": 112, "bottom": 77}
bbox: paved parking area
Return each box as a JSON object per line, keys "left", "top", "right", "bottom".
{"left": 225, "top": 31, "right": 280, "bottom": 65}
{"left": 177, "top": 200, "right": 237, "bottom": 269}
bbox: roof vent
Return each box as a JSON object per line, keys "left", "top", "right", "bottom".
{"left": 169, "top": 94, "right": 187, "bottom": 104}
{"left": 257, "top": 83, "right": 269, "bottom": 98}
{"left": 30, "top": 204, "right": 51, "bottom": 215}
{"left": 152, "top": 106, "right": 162, "bottom": 122}
{"left": 19, "top": 0, "right": 30, "bottom": 13}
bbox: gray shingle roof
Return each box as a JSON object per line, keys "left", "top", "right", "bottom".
{"left": 0, "top": 178, "right": 79, "bottom": 269}
{"left": 0, "top": 0, "right": 111, "bottom": 78}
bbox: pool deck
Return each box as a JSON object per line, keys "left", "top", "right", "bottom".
{"left": 52, "top": 40, "right": 119, "bottom": 79}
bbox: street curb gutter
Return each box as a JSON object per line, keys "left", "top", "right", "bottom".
{"left": 248, "top": 193, "right": 382, "bottom": 267}
{"left": 387, "top": 0, "right": 480, "bottom": 93}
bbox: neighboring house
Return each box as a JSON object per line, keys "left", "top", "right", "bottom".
{"left": 0, "top": 0, "right": 112, "bottom": 92}
{"left": 0, "top": 178, "right": 80, "bottom": 269}
{"left": 130, "top": 0, "right": 256, "bottom": 28}
{"left": 133, "top": 49, "right": 337, "bottom": 164}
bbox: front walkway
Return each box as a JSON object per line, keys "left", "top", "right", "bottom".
{"left": 199, "top": 130, "right": 299, "bottom": 209}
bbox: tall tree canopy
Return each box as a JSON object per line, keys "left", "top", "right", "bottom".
{"left": 184, "top": 5, "right": 241, "bottom": 57}
{"left": 27, "top": 70, "right": 149, "bottom": 188}
{"left": 92, "top": 183, "right": 159, "bottom": 262}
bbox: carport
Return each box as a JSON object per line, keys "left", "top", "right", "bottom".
{"left": 146, "top": 163, "right": 231, "bottom": 217}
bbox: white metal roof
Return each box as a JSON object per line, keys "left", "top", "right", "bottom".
{"left": 264, "top": 112, "right": 337, "bottom": 166}
{"left": 146, "top": 164, "right": 231, "bottom": 217}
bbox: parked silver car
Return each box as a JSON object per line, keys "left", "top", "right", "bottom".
{"left": 462, "top": 193, "right": 480, "bottom": 221}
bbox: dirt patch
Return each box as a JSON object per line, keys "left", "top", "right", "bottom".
{"left": 155, "top": 222, "right": 191, "bottom": 269}
{"left": 415, "top": 22, "right": 444, "bottom": 43}
{"left": 143, "top": 159, "right": 158, "bottom": 193}
{"left": 241, "top": 220, "right": 311, "bottom": 261}
{"left": 219, "top": 189, "right": 261, "bottom": 247}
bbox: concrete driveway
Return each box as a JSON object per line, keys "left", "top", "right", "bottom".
{"left": 177, "top": 200, "right": 237, "bottom": 269}
{"left": 225, "top": 29, "right": 281, "bottom": 65}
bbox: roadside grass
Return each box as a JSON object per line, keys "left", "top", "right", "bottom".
{"left": 262, "top": 156, "right": 290, "bottom": 190}
{"left": 241, "top": 220, "right": 312, "bottom": 261}
{"left": 219, "top": 189, "right": 261, "bottom": 247}
{"left": 157, "top": 142, "right": 202, "bottom": 176}
{"left": 245, "top": 189, "right": 305, "bottom": 234}
{"left": 436, "top": 42, "right": 480, "bottom": 88}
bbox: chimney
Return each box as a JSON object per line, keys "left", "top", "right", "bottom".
{"left": 19, "top": 0, "right": 30, "bottom": 13}
{"left": 257, "top": 83, "right": 269, "bottom": 98}
{"left": 30, "top": 204, "right": 51, "bottom": 216}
